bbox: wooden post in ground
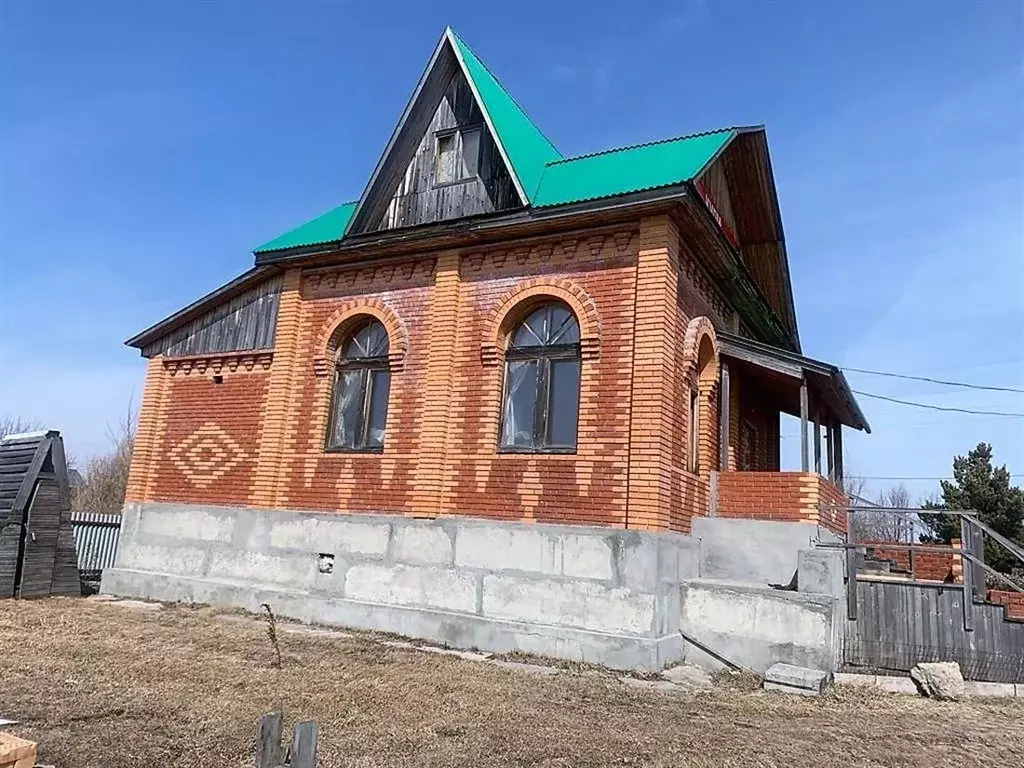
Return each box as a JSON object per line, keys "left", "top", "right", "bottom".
{"left": 255, "top": 712, "right": 319, "bottom": 768}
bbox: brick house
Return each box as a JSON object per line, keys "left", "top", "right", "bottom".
{"left": 107, "top": 29, "right": 871, "bottom": 669}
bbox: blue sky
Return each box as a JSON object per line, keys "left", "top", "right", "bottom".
{"left": 1, "top": 1, "right": 1021, "bottom": 499}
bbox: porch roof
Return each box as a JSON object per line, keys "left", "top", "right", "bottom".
{"left": 718, "top": 332, "right": 871, "bottom": 433}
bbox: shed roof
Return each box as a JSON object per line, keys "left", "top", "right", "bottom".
{"left": 0, "top": 431, "right": 65, "bottom": 525}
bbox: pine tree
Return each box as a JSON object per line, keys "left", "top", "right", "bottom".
{"left": 921, "top": 443, "right": 1024, "bottom": 574}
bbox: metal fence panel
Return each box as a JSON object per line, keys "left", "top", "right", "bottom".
{"left": 70, "top": 511, "right": 121, "bottom": 581}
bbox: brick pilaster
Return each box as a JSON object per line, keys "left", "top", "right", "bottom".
{"left": 249, "top": 268, "right": 303, "bottom": 508}
{"left": 413, "top": 251, "right": 461, "bottom": 516}
{"left": 626, "top": 215, "right": 683, "bottom": 530}
{"left": 124, "top": 356, "right": 170, "bottom": 503}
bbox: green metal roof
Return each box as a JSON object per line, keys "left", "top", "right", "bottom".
{"left": 533, "top": 129, "right": 736, "bottom": 208}
{"left": 448, "top": 29, "right": 561, "bottom": 201}
{"left": 252, "top": 31, "right": 737, "bottom": 255}
{"left": 254, "top": 201, "right": 356, "bottom": 253}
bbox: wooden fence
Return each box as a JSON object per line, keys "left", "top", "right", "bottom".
{"left": 844, "top": 578, "right": 1024, "bottom": 683}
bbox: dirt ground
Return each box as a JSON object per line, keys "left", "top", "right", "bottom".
{"left": 1, "top": 598, "right": 1021, "bottom": 768}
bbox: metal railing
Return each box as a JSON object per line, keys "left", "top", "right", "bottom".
{"left": 831, "top": 506, "right": 1024, "bottom": 630}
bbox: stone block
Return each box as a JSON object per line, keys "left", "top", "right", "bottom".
{"left": 874, "top": 675, "right": 921, "bottom": 695}
{"left": 344, "top": 563, "right": 477, "bottom": 613}
{"left": 481, "top": 574, "right": 655, "bottom": 635}
{"left": 910, "top": 662, "right": 965, "bottom": 700}
{"left": 117, "top": 543, "right": 206, "bottom": 576}
{"left": 797, "top": 548, "right": 845, "bottom": 596}
{"left": 764, "top": 662, "right": 829, "bottom": 693}
{"left": 764, "top": 681, "right": 821, "bottom": 697}
{"left": 662, "top": 664, "right": 711, "bottom": 687}
{"left": 456, "top": 526, "right": 613, "bottom": 580}
{"left": 270, "top": 516, "right": 389, "bottom": 556}
{"left": 964, "top": 681, "right": 1016, "bottom": 698}
{"left": 207, "top": 550, "right": 315, "bottom": 588}
{"left": 139, "top": 507, "right": 233, "bottom": 543}
{"left": 392, "top": 525, "right": 453, "bottom": 566}
{"left": 834, "top": 672, "right": 876, "bottom": 688}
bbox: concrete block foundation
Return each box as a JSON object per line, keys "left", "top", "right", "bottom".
{"left": 104, "top": 502, "right": 701, "bottom": 671}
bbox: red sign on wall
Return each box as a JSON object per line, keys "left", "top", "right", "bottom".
{"left": 695, "top": 179, "right": 740, "bottom": 250}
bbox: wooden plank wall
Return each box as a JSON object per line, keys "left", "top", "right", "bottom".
{"left": 142, "top": 275, "right": 282, "bottom": 358}
{"left": 844, "top": 578, "right": 1024, "bottom": 683}
{"left": 373, "top": 70, "right": 519, "bottom": 231}
{"left": 0, "top": 437, "right": 42, "bottom": 598}
{"left": 17, "top": 476, "right": 61, "bottom": 598}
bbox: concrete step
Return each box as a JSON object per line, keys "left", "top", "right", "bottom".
{"left": 679, "top": 577, "right": 842, "bottom": 675}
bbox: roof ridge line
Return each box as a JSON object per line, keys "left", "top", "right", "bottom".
{"left": 447, "top": 27, "right": 561, "bottom": 158}
{"left": 543, "top": 126, "right": 739, "bottom": 167}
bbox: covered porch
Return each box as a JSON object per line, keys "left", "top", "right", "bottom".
{"left": 710, "top": 332, "right": 871, "bottom": 533}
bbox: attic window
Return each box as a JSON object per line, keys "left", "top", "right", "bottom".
{"left": 436, "top": 134, "right": 456, "bottom": 184}
{"left": 435, "top": 128, "right": 481, "bottom": 186}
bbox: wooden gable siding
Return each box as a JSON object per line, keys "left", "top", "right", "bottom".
{"left": 372, "top": 70, "right": 519, "bottom": 232}
{"left": 143, "top": 275, "right": 282, "bottom": 358}
{"left": 696, "top": 159, "right": 738, "bottom": 248}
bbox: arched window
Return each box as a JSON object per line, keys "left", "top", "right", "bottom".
{"left": 500, "top": 301, "right": 581, "bottom": 452}
{"left": 327, "top": 319, "right": 391, "bottom": 451}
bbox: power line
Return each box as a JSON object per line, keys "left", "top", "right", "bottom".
{"left": 842, "top": 366, "right": 1024, "bottom": 394}
{"left": 851, "top": 389, "right": 1024, "bottom": 417}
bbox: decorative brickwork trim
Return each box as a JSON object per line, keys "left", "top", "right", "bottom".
{"left": 482, "top": 278, "right": 601, "bottom": 365}
{"left": 682, "top": 317, "right": 719, "bottom": 386}
{"left": 312, "top": 297, "right": 408, "bottom": 375}
{"left": 163, "top": 351, "right": 273, "bottom": 377}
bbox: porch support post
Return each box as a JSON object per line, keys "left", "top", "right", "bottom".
{"left": 813, "top": 410, "right": 822, "bottom": 475}
{"left": 826, "top": 421, "right": 835, "bottom": 481}
{"left": 834, "top": 423, "right": 844, "bottom": 487}
{"left": 799, "top": 378, "right": 809, "bottom": 472}
{"left": 719, "top": 361, "right": 730, "bottom": 471}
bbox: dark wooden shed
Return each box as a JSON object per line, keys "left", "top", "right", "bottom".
{"left": 0, "top": 430, "right": 80, "bottom": 598}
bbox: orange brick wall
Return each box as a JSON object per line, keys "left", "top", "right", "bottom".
{"left": 988, "top": 590, "right": 1024, "bottom": 620}
{"left": 716, "top": 471, "right": 848, "bottom": 534}
{"left": 145, "top": 355, "right": 272, "bottom": 505}
{"left": 441, "top": 228, "right": 637, "bottom": 527}
{"left": 127, "top": 216, "right": 792, "bottom": 532}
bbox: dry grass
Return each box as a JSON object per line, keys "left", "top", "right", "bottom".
{"left": 1, "top": 598, "right": 1022, "bottom": 768}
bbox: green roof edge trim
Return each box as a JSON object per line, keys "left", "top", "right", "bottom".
{"left": 447, "top": 28, "right": 561, "bottom": 202}
{"left": 254, "top": 201, "right": 358, "bottom": 253}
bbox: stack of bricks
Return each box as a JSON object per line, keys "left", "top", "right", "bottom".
{"left": 862, "top": 541, "right": 955, "bottom": 582}
{"left": 987, "top": 590, "right": 1024, "bottom": 620}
